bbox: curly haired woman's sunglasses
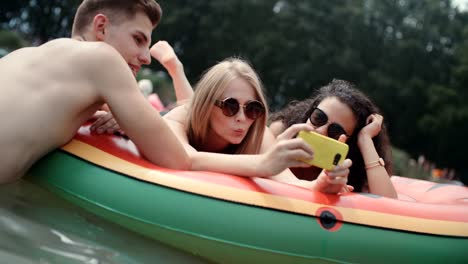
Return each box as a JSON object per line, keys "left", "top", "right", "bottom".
{"left": 309, "top": 107, "right": 350, "bottom": 140}
{"left": 214, "top": 97, "right": 265, "bottom": 120}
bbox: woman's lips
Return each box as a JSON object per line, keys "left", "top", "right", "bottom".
{"left": 233, "top": 129, "right": 245, "bottom": 136}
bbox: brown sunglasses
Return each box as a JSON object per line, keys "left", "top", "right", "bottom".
{"left": 215, "top": 97, "right": 265, "bottom": 120}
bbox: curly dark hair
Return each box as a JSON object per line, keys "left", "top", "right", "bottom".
{"left": 270, "top": 79, "right": 392, "bottom": 192}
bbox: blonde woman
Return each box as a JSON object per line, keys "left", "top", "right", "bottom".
{"left": 162, "top": 55, "right": 352, "bottom": 193}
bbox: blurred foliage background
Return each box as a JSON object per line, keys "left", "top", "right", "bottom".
{"left": 1, "top": 0, "right": 467, "bottom": 184}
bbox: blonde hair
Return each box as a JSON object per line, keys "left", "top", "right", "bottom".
{"left": 187, "top": 58, "right": 267, "bottom": 154}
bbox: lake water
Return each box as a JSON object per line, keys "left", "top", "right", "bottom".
{"left": 0, "top": 179, "right": 208, "bottom": 264}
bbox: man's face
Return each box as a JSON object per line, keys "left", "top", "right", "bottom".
{"left": 103, "top": 12, "right": 153, "bottom": 76}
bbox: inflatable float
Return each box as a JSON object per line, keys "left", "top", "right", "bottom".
{"left": 28, "top": 125, "right": 468, "bottom": 264}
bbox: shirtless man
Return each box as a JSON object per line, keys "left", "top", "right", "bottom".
{"left": 0, "top": 0, "right": 190, "bottom": 184}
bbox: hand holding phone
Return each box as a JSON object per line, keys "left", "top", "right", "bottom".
{"left": 296, "top": 131, "right": 349, "bottom": 170}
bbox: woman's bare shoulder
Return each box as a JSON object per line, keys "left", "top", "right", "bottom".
{"left": 164, "top": 104, "right": 189, "bottom": 124}
{"left": 269, "top": 120, "right": 286, "bottom": 137}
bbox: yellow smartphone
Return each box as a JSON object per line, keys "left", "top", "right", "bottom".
{"left": 296, "top": 131, "right": 349, "bottom": 170}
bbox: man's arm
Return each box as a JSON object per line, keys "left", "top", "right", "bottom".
{"left": 89, "top": 41, "right": 192, "bottom": 134}
{"left": 88, "top": 44, "right": 190, "bottom": 170}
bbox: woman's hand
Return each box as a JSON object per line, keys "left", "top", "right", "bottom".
{"left": 310, "top": 133, "right": 354, "bottom": 194}
{"left": 90, "top": 111, "right": 123, "bottom": 135}
{"left": 258, "top": 124, "right": 315, "bottom": 177}
{"left": 359, "top": 114, "right": 383, "bottom": 139}
{"left": 150, "top": 41, "right": 182, "bottom": 75}
{"left": 313, "top": 159, "right": 353, "bottom": 194}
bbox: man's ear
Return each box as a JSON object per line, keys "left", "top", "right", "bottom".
{"left": 92, "top": 14, "right": 109, "bottom": 41}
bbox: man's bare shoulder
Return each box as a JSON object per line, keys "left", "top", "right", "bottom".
{"left": 43, "top": 39, "right": 133, "bottom": 91}
{"left": 2, "top": 38, "right": 124, "bottom": 72}
{"left": 269, "top": 120, "right": 286, "bottom": 137}
{"left": 50, "top": 39, "right": 124, "bottom": 67}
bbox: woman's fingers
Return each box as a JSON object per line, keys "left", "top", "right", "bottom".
{"left": 279, "top": 138, "right": 314, "bottom": 155}
{"left": 150, "top": 41, "right": 167, "bottom": 61}
{"left": 332, "top": 160, "right": 352, "bottom": 176}
{"left": 337, "top": 134, "right": 347, "bottom": 143}
{"left": 274, "top": 124, "right": 315, "bottom": 161}
{"left": 268, "top": 142, "right": 313, "bottom": 168}
{"left": 284, "top": 149, "right": 314, "bottom": 164}
{"left": 263, "top": 138, "right": 316, "bottom": 175}
{"left": 327, "top": 168, "right": 350, "bottom": 179}
{"left": 322, "top": 159, "right": 352, "bottom": 184}
{"left": 366, "top": 114, "right": 373, "bottom": 125}
{"left": 367, "top": 114, "right": 383, "bottom": 127}
{"left": 330, "top": 159, "right": 352, "bottom": 171}
{"left": 327, "top": 175, "right": 348, "bottom": 185}
{"left": 361, "top": 114, "right": 383, "bottom": 138}
{"left": 150, "top": 40, "right": 177, "bottom": 69}
{"left": 277, "top": 123, "right": 314, "bottom": 141}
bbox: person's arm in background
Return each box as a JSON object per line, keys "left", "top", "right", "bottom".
{"left": 150, "top": 41, "right": 193, "bottom": 104}
{"left": 358, "top": 114, "right": 397, "bottom": 198}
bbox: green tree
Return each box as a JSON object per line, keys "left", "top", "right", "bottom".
{"left": 0, "top": 30, "right": 27, "bottom": 51}
{"left": 1, "top": 0, "right": 79, "bottom": 43}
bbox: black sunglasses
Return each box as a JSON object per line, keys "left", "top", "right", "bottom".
{"left": 309, "top": 107, "right": 350, "bottom": 140}
{"left": 214, "top": 97, "right": 265, "bottom": 120}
